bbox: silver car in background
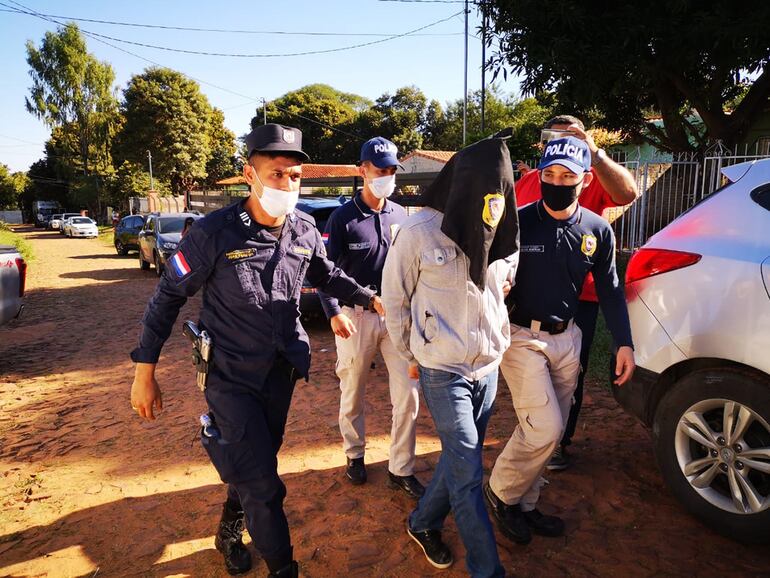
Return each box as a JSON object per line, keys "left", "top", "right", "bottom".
{"left": 614, "top": 159, "right": 770, "bottom": 542}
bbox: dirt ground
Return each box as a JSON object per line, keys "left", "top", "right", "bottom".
{"left": 1, "top": 225, "right": 769, "bottom": 578}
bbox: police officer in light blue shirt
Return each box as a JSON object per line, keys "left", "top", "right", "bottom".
{"left": 129, "top": 124, "right": 383, "bottom": 578}
{"left": 318, "top": 137, "right": 424, "bottom": 498}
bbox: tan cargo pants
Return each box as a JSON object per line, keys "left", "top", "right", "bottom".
{"left": 489, "top": 321, "right": 582, "bottom": 510}
{"left": 336, "top": 305, "right": 420, "bottom": 476}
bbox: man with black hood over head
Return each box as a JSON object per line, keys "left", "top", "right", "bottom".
{"left": 382, "top": 130, "right": 519, "bottom": 577}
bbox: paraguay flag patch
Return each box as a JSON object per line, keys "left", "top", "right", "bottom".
{"left": 170, "top": 251, "right": 192, "bottom": 277}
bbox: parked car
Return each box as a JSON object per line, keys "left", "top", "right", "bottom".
{"left": 295, "top": 196, "right": 347, "bottom": 315}
{"left": 58, "top": 213, "right": 82, "bottom": 234}
{"left": 63, "top": 216, "right": 98, "bottom": 238}
{"left": 47, "top": 213, "right": 63, "bottom": 230}
{"left": 138, "top": 212, "right": 202, "bottom": 276}
{"left": 614, "top": 158, "right": 770, "bottom": 543}
{"left": 114, "top": 214, "right": 146, "bottom": 255}
{"left": 0, "top": 245, "right": 26, "bottom": 325}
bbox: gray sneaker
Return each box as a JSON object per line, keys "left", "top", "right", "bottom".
{"left": 546, "top": 446, "right": 570, "bottom": 471}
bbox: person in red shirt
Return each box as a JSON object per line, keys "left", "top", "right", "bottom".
{"left": 515, "top": 115, "right": 638, "bottom": 470}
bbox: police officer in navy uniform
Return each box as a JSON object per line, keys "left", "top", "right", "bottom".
{"left": 319, "top": 137, "right": 424, "bottom": 497}
{"left": 129, "top": 123, "right": 384, "bottom": 577}
{"left": 484, "top": 136, "right": 635, "bottom": 545}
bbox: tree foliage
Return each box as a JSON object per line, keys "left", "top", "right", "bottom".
{"left": 485, "top": 0, "right": 770, "bottom": 152}
{"left": 205, "top": 108, "right": 239, "bottom": 187}
{"left": 255, "top": 84, "right": 365, "bottom": 163}
{"left": 116, "top": 67, "right": 213, "bottom": 194}
{"left": 25, "top": 23, "right": 119, "bottom": 176}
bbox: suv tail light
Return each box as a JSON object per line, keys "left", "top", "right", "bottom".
{"left": 626, "top": 248, "right": 701, "bottom": 284}
{"left": 15, "top": 257, "right": 27, "bottom": 297}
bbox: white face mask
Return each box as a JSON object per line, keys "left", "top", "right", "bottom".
{"left": 252, "top": 170, "right": 299, "bottom": 218}
{"left": 368, "top": 174, "right": 396, "bottom": 199}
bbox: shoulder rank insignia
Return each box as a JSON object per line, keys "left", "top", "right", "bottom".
{"left": 581, "top": 234, "right": 597, "bottom": 257}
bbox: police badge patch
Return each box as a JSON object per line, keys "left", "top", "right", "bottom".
{"left": 282, "top": 129, "right": 295, "bottom": 144}
{"left": 581, "top": 234, "right": 597, "bottom": 257}
{"left": 482, "top": 193, "right": 505, "bottom": 228}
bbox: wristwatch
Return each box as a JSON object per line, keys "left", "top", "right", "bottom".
{"left": 592, "top": 148, "right": 608, "bottom": 166}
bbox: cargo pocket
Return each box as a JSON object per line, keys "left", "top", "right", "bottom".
{"left": 200, "top": 418, "right": 258, "bottom": 484}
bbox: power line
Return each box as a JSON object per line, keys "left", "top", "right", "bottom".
{"left": 6, "top": 0, "right": 424, "bottom": 150}
{"left": 0, "top": 7, "right": 461, "bottom": 36}
{"left": 3, "top": 3, "right": 463, "bottom": 58}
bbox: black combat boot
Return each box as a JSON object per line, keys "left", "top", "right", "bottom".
{"left": 214, "top": 501, "right": 252, "bottom": 575}
{"left": 266, "top": 560, "right": 299, "bottom": 577}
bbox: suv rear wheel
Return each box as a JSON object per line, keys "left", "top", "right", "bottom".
{"left": 154, "top": 251, "right": 163, "bottom": 277}
{"left": 115, "top": 240, "right": 128, "bottom": 256}
{"left": 653, "top": 368, "right": 770, "bottom": 543}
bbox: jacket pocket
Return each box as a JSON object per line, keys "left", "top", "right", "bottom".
{"left": 420, "top": 245, "right": 460, "bottom": 290}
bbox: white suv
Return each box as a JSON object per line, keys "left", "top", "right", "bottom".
{"left": 615, "top": 159, "right": 770, "bottom": 542}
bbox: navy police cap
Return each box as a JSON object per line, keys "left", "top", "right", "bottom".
{"left": 245, "top": 123, "right": 310, "bottom": 161}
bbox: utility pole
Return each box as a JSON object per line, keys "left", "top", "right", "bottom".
{"left": 481, "top": 1, "right": 487, "bottom": 134}
{"left": 463, "top": 0, "right": 469, "bottom": 146}
{"left": 146, "top": 150, "right": 154, "bottom": 192}
{"left": 262, "top": 98, "right": 267, "bottom": 125}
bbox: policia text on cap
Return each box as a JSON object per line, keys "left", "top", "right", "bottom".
{"left": 129, "top": 124, "right": 383, "bottom": 578}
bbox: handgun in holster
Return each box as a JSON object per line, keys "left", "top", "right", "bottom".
{"left": 182, "top": 320, "right": 212, "bottom": 391}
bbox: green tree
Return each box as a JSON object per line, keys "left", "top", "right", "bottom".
{"left": 255, "top": 84, "right": 367, "bottom": 163}
{"left": 486, "top": 0, "right": 770, "bottom": 152}
{"left": 369, "top": 86, "right": 429, "bottom": 154}
{"left": 205, "top": 108, "right": 239, "bottom": 187}
{"left": 26, "top": 23, "right": 119, "bottom": 178}
{"left": 116, "top": 67, "right": 212, "bottom": 195}
{"left": 0, "top": 165, "right": 21, "bottom": 210}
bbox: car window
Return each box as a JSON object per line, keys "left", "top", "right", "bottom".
{"left": 146, "top": 218, "right": 155, "bottom": 232}
{"left": 750, "top": 184, "right": 770, "bottom": 212}
{"left": 158, "top": 217, "right": 187, "bottom": 234}
{"left": 130, "top": 216, "right": 143, "bottom": 228}
{"left": 71, "top": 217, "right": 92, "bottom": 224}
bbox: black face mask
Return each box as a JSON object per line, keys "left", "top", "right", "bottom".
{"left": 540, "top": 179, "right": 581, "bottom": 211}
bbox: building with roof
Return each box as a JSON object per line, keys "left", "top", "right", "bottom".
{"left": 398, "top": 150, "right": 456, "bottom": 173}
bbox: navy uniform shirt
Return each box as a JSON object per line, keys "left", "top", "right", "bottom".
{"left": 318, "top": 193, "right": 407, "bottom": 318}
{"left": 511, "top": 201, "right": 633, "bottom": 348}
{"left": 130, "top": 200, "right": 375, "bottom": 387}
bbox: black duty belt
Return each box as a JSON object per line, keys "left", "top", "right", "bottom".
{"left": 510, "top": 312, "right": 572, "bottom": 335}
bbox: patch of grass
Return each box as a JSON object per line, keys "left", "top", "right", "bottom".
{"left": 586, "top": 252, "right": 631, "bottom": 388}
{"left": 0, "top": 223, "right": 34, "bottom": 262}
{"left": 98, "top": 225, "right": 115, "bottom": 247}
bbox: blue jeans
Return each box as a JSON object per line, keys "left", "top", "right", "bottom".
{"left": 409, "top": 366, "right": 504, "bottom": 578}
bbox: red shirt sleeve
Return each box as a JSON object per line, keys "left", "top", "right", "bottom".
{"left": 514, "top": 170, "right": 542, "bottom": 207}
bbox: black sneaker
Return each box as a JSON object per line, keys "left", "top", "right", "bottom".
{"left": 346, "top": 457, "right": 367, "bottom": 485}
{"left": 546, "top": 445, "right": 570, "bottom": 471}
{"left": 483, "top": 482, "right": 531, "bottom": 545}
{"left": 522, "top": 508, "right": 565, "bottom": 537}
{"left": 214, "top": 504, "right": 252, "bottom": 575}
{"left": 406, "top": 523, "right": 453, "bottom": 569}
{"left": 388, "top": 472, "right": 425, "bottom": 499}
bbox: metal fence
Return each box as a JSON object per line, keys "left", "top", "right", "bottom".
{"left": 609, "top": 149, "right": 769, "bottom": 252}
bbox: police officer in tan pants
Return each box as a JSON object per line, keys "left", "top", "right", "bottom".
{"left": 319, "top": 137, "right": 424, "bottom": 498}
{"left": 484, "top": 136, "right": 635, "bottom": 545}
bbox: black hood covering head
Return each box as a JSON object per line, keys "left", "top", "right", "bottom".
{"left": 420, "top": 128, "right": 519, "bottom": 289}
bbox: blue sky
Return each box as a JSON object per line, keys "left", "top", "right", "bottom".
{"left": 0, "top": 0, "right": 520, "bottom": 172}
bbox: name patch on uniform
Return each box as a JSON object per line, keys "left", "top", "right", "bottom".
{"left": 226, "top": 248, "right": 257, "bottom": 261}
{"left": 348, "top": 241, "right": 372, "bottom": 250}
{"left": 170, "top": 251, "right": 192, "bottom": 276}
{"left": 293, "top": 246, "right": 312, "bottom": 256}
{"left": 482, "top": 193, "right": 506, "bottom": 228}
{"left": 581, "top": 234, "right": 597, "bottom": 257}
{"left": 521, "top": 245, "right": 545, "bottom": 253}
